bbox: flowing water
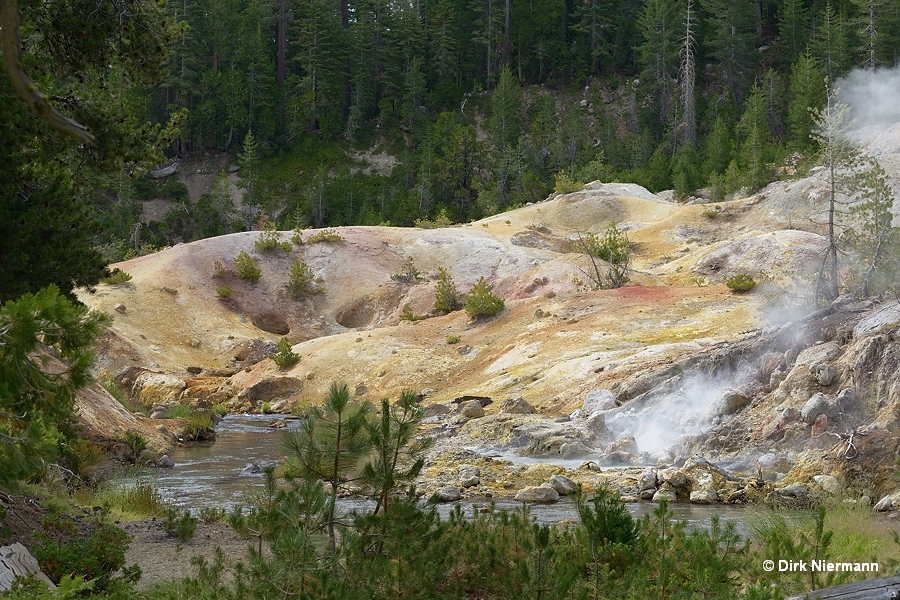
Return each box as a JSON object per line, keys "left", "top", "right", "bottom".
{"left": 120, "top": 414, "right": 766, "bottom": 536}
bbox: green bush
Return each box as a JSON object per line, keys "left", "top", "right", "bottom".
{"left": 415, "top": 208, "right": 453, "bottom": 229}
{"left": 726, "top": 273, "right": 757, "bottom": 293}
{"left": 446, "top": 335, "right": 461, "bottom": 344}
{"left": 465, "top": 277, "right": 505, "bottom": 318}
{"left": 32, "top": 520, "right": 140, "bottom": 591}
{"left": 123, "top": 430, "right": 147, "bottom": 457}
{"left": 434, "top": 267, "right": 462, "bottom": 313}
{"left": 254, "top": 220, "right": 293, "bottom": 252}
{"left": 212, "top": 260, "right": 225, "bottom": 278}
{"left": 306, "top": 228, "right": 344, "bottom": 243}
{"left": 163, "top": 507, "right": 197, "bottom": 542}
{"left": 216, "top": 285, "right": 233, "bottom": 299}
{"left": 391, "top": 256, "right": 424, "bottom": 282}
{"left": 555, "top": 170, "right": 585, "bottom": 194}
{"left": 200, "top": 506, "right": 226, "bottom": 523}
{"left": 400, "top": 304, "right": 425, "bottom": 321}
{"left": 271, "top": 337, "right": 300, "bottom": 369}
{"left": 234, "top": 251, "right": 261, "bottom": 282}
{"left": 99, "top": 268, "right": 132, "bottom": 284}
{"left": 213, "top": 403, "right": 229, "bottom": 417}
{"left": 288, "top": 258, "right": 320, "bottom": 297}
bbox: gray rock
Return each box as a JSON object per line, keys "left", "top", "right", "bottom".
{"left": 559, "top": 441, "right": 590, "bottom": 458}
{"left": 640, "top": 488, "right": 656, "bottom": 500}
{"left": 689, "top": 473, "right": 718, "bottom": 504}
{"left": 652, "top": 483, "right": 677, "bottom": 503}
{"left": 434, "top": 486, "right": 462, "bottom": 502}
{"left": 458, "top": 400, "right": 485, "bottom": 419}
{"left": 812, "top": 363, "right": 838, "bottom": 386}
{"left": 801, "top": 393, "right": 839, "bottom": 424}
{"left": 836, "top": 388, "right": 857, "bottom": 409}
{"left": 659, "top": 467, "right": 688, "bottom": 489}
{"left": 514, "top": 484, "right": 560, "bottom": 504}
{"left": 240, "top": 463, "right": 263, "bottom": 476}
{"left": 500, "top": 396, "right": 535, "bottom": 414}
{"left": 158, "top": 455, "right": 175, "bottom": 468}
{"left": 874, "top": 495, "right": 892, "bottom": 511}
{"left": 714, "top": 388, "right": 752, "bottom": 415}
{"left": 638, "top": 468, "right": 658, "bottom": 492}
{"left": 425, "top": 403, "right": 450, "bottom": 417}
{"left": 813, "top": 474, "right": 840, "bottom": 495}
{"left": 767, "top": 483, "right": 812, "bottom": 508}
{"left": 114, "top": 304, "right": 127, "bottom": 314}
{"left": 458, "top": 465, "right": 481, "bottom": 488}
{"left": 150, "top": 409, "right": 168, "bottom": 419}
{"left": 581, "top": 389, "right": 617, "bottom": 416}
{"left": 548, "top": 474, "right": 578, "bottom": 496}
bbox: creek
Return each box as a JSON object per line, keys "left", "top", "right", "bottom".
{"left": 122, "top": 414, "right": 765, "bottom": 536}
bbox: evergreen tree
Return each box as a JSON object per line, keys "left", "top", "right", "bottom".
{"left": 810, "top": 85, "right": 857, "bottom": 305}
{"left": 636, "top": 0, "right": 682, "bottom": 138}
{"left": 0, "top": 286, "right": 110, "bottom": 487}
{"left": 700, "top": 0, "right": 759, "bottom": 106}
{"left": 850, "top": 158, "right": 899, "bottom": 297}
{"left": 736, "top": 82, "right": 776, "bottom": 192}
{"left": 776, "top": 0, "right": 810, "bottom": 67}
{"left": 786, "top": 51, "right": 826, "bottom": 152}
{"left": 812, "top": 3, "right": 853, "bottom": 80}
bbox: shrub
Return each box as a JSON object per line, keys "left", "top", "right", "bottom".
{"left": 262, "top": 401, "right": 273, "bottom": 414}
{"left": 212, "top": 260, "right": 225, "bottom": 278}
{"left": 32, "top": 520, "right": 139, "bottom": 591}
{"left": 446, "top": 335, "right": 461, "bottom": 344}
{"left": 434, "top": 267, "right": 462, "bottom": 313}
{"left": 576, "top": 225, "right": 631, "bottom": 289}
{"left": 391, "top": 256, "right": 424, "bottom": 282}
{"left": 307, "top": 228, "right": 344, "bottom": 243}
{"left": 213, "top": 403, "right": 229, "bottom": 417}
{"left": 465, "top": 277, "right": 505, "bottom": 318}
{"left": 415, "top": 208, "right": 453, "bottom": 229}
{"left": 288, "top": 258, "right": 320, "bottom": 297}
{"left": 400, "top": 304, "right": 425, "bottom": 321}
{"left": 99, "top": 268, "right": 132, "bottom": 284}
{"left": 163, "top": 507, "right": 197, "bottom": 542}
{"left": 200, "top": 506, "right": 226, "bottom": 523}
{"left": 726, "top": 273, "right": 757, "bottom": 293}
{"left": 234, "top": 251, "right": 261, "bottom": 282}
{"left": 555, "top": 170, "right": 585, "bottom": 194}
{"left": 216, "top": 285, "right": 233, "bottom": 299}
{"left": 123, "top": 430, "right": 147, "bottom": 457}
{"left": 271, "top": 337, "right": 300, "bottom": 369}
{"left": 255, "top": 220, "right": 293, "bottom": 252}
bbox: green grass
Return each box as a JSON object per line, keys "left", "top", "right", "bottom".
{"left": 97, "top": 480, "right": 169, "bottom": 519}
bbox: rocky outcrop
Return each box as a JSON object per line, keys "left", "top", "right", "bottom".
{"left": 514, "top": 484, "right": 560, "bottom": 504}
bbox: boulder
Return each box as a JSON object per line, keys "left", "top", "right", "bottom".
{"left": 458, "top": 400, "right": 485, "bottom": 419}
{"left": 237, "top": 376, "right": 304, "bottom": 405}
{"left": 766, "top": 483, "right": 812, "bottom": 508}
{"left": 548, "top": 474, "right": 578, "bottom": 496}
{"left": 500, "top": 396, "right": 535, "bottom": 414}
{"left": 434, "top": 486, "right": 462, "bottom": 503}
{"left": 638, "top": 468, "right": 658, "bottom": 493}
{"left": 580, "top": 389, "right": 617, "bottom": 417}
{"left": 559, "top": 441, "right": 591, "bottom": 458}
{"left": 874, "top": 495, "right": 892, "bottom": 511}
{"left": 240, "top": 463, "right": 263, "bottom": 476}
{"left": 801, "top": 393, "right": 839, "bottom": 424}
{"left": 458, "top": 464, "right": 481, "bottom": 488}
{"left": 132, "top": 372, "right": 186, "bottom": 406}
{"left": 813, "top": 474, "right": 840, "bottom": 495}
{"left": 689, "top": 473, "right": 718, "bottom": 504}
{"left": 514, "top": 484, "right": 560, "bottom": 504}
{"left": 603, "top": 435, "right": 639, "bottom": 464}
{"left": 658, "top": 467, "right": 688, "bottom": 489}
{"left": 714, "top": 388, "right": 752, "bottom": 416}
{"left": 158, "top": 455, "right": 175, "bottom": 468}
{"left": 652, "top": 483, "right": 677, "bottom": 503}
{"left": 812, "top": 363, "right": 838, "bottom": 386}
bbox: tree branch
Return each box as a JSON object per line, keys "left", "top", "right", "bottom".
{"left": 1, "top": 0, "right": 95, "bottom": 143}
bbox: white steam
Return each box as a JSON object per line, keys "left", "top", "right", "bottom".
{"left": 836, "top": 66, "right": 900, "bottom": 147}
{"left": 605, "top": 374, "right": 728, "bottom": 459}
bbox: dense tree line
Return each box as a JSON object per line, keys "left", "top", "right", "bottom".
{"left": 123, "top": 0, "right": 899, "bottom": 233}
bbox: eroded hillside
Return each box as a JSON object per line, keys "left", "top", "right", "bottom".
{"left": 76, "top": 167, "right": 900, "bottom": 506}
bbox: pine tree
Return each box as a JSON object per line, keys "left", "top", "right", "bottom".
{"left": 786, "top": 51, "right": 826, "bottom": 152}
{"left": 678, "top": 0, "right": 698, "bottom": 147}
{"left": 736, "top": 82, "right": 776, "bottom": 192}
{"left": 812, "top": 3, "right": 853, "bottom": 80}
{"left": 636, "top": 0, "right": 682, "bottom": 138}
{"left": 700, "top": 0, "right": 759, "bottom": 106}
{"left": 810, "top": 85, "right": 858, "bottom": 305}
{"left": 850, "top": 158, "right": 898, "bottom": 297}
{"left": 777, "top": 0, "right": 810, "bottom": 67}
